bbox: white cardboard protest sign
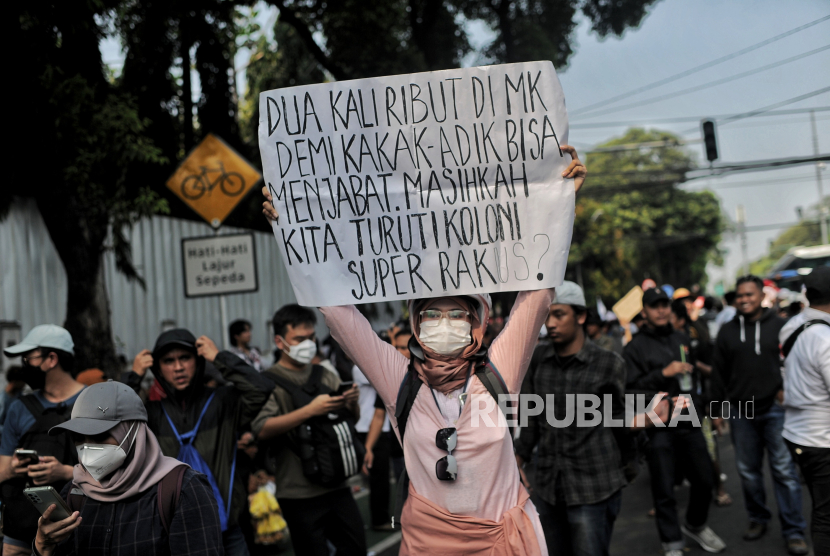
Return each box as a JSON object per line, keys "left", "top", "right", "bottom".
{"left": 182, "top": 234, "right": 258, "bottom": 297}
{"left": 259, "top": 61, "right": 574, "bottom": 307}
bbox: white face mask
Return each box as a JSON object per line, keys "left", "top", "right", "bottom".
{"left": 419, "top": 319, "right": 472, "bottom": 356}
{"left": 280, "top": 338, "right": 317, "bottom": 365}
{"left": 77, "top": 423, "right": 137, "bottom": 482}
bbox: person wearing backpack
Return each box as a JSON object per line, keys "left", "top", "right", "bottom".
{"left": 251, "top": 304, "right": 366, "bottom": 556}
{"left": 260, "top": 145, "right": 586, "bottom": 555}
{"left": 31, "top": 380, "right": 223, "bottom": 556}
{"left": 125, "top": 329, "right": 275, "bottom": 556}
{"left": 780, "top": 267, "right": 830, "bottom": 555}
{"left": 0, "top": 325, "right": 84, "bottom": 556}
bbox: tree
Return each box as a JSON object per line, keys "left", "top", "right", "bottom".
{"left": 8, "top": 0, "right": 167, "bottom": 373}
{"left": 258, "top": 0, "right": 661, "bottom": 83}
{"left": 572, "top": 129, "right": 724, "bottom": 303}
{"left": 749, "top": 196, "right": 829, "bottom": 276}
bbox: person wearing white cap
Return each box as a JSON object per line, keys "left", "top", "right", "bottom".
{"left": 262, "top": 146, "right": 587, "bottom": 555}
{"left": 0, "top": 325, "right": 85, "bottom": 556}
{"left": 31, "top": 380, "right": 223, "bottom": 556}
{"left": 515, "top": 281, "right": 675, "bottom": 556}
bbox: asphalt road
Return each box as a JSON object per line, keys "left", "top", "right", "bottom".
{"left": 274, "top": 427, "right": 815, "bottom": 556}
{"left": 610, "top": 431, "right": 815, "bottom": 556}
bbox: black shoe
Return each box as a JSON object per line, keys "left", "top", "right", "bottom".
{"left": 786, "top": 538, "right": 809, "bottom": 555}
{"left": 743, "top": 522, "right": 767, "bottom": 541}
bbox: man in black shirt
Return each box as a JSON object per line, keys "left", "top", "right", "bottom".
{"left": 625, "top": 288, "right": 725, "bottom": 556}
{"left": 713, "top": 275, "right": 807, "bottom": 554}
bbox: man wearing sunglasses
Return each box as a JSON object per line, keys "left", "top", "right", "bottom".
{"left": 0, "top": 325, "right": 85, "bottom": 556}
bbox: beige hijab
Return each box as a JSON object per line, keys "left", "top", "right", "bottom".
{"left": 410, "top": 296, "right": 486, "bottom": 393}
{"left": 73, "top": 420, "right": 185, "bottom": 502}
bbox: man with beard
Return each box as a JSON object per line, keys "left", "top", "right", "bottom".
{"left": 515, "top": 282, "right": 675, "bottom": 556}
{"left": 625, "top": 288, "right": 725, "bottom": 556}
{"left": 127, "top": 329, "right": 275, "bottom": 556}
{"left": 0, "top": 325, "right": 84, "bottom": 556}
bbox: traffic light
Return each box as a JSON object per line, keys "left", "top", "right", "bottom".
{"left": 701, "top": 119, "right": 718, "bottom": 162}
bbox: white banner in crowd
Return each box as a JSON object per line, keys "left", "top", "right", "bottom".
{"left": 259, "top": 61, "right": 574, "bottom": 307}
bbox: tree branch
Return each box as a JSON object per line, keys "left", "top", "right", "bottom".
{"left": 266, "top": 0, "right": 349, "bottom": 81}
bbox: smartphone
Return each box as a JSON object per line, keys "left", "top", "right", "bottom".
{"left": 332, "top": 381, "right": 354, "bottom": 396}
{"left": 14, "top": 449, "right": 38, "bottom": 465}
{"left": 23, "top": 486, "right": 73, "bottom": 521}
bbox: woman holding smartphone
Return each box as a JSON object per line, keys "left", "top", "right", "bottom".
{"left": 31, "top": 381, "right": 222, "bottom": 556}
{"left": 263, "top": 146, "right": 586, "bottom": 555}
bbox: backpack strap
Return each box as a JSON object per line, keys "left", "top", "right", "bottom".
{"left": 474, "top": 360, "right": 515, "bottom": 438}
{"left": 157, "top": 465, "right": 189, "bottom": 535}
{"left": 393, "top": 367, "right": 423, "bottom": 440}
{"left": 19, "top": 394, "right": 45, "bottom": 419}
{"left": 264, "top": 365, "right": 328, "bottom": 404}
{"left": 782, "top": 319, "right": 830, "bottom": 358}
{"left": 65, "top": 487, "right": 86, "bottom": 514}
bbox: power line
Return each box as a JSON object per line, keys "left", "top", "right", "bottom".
{"left": 569, "top": 107, "right": 830, "bottom": 129}
{"left": 572, "top": 45, "right": 830, "bottom": 120}
{"left": 678, "top": 87, "right": 830, "bottom": 134}
{"left": 569, "top": 15, "right": 830, "bottom": 116}
{"left": 684, "top": 175, "right": 817, "bottom": 190}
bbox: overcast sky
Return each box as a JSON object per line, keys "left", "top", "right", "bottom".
{"left": 100, "top": 0, "right": 829, "bottom": 293}
{"left": 548, "top": 0, "right": 829, "bottom": 291}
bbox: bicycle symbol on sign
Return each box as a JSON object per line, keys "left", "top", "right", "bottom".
{"left": 180, "top": 161, "right": 245, "bottom": 200}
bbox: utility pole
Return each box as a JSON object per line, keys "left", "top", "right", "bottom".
{"left": 810, "top": 110, "right": 829, "bottom": 245}
{"left": 737, "top": 204, "right": 748, "bottom": 276}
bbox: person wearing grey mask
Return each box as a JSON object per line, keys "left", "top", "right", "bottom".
{"left": 32, "top": 381, "right": 222, "bottom": 556}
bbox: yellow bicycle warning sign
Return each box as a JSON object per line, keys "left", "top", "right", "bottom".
{"left": 166, "top": 134, "right": 261, "bottom": 227}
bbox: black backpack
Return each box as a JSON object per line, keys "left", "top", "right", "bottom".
{"left": 391, "top": 356, "right": 511, "bottom": 529}
{"left": 0, "top": 394, "right": 78, "bottom": 541}
{"left": 265, "top": 366, "right": 365, "bottom": 488}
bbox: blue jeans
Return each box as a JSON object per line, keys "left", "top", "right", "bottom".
{"left": 730, "top": 403, "right": 807, "bottom": 540}
{"left": 222, "top": 525, "right": 251, "bottom": 556}
{"left": 534, "top": 489, "right": 623, "bottom": 556}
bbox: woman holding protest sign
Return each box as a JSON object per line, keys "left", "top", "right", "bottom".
{"left": 262, "top": 145, "right": 585, "bottom": 555}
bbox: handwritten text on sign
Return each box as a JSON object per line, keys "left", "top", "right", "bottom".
{"left": 258, "top": 61, "right": 574, "bottom": 306}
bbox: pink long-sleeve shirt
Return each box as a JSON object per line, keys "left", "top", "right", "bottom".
{"left": 321, "top": 289, "right": 553, "bottom": 554}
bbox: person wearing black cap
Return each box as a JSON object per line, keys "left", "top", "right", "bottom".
{"left": 32, "top": 380, "right": 222, "bottom": 556}
{"left": 126, "top": 329, "right": 275, "bottom": 556}
{"left": 713, "top": 275, "right": 808, "bottom": 554}
{"left": 780, "top": 266, "right": 830, "bottom": 555}
{"left": 624, "top": 287, "right": 725, "bottom": 556}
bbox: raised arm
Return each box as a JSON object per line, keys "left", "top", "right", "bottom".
{"left": 196, "top": 336, "right": 274, "bottom": 427}
{"left": 320, "top": 305, "right": 408, "bottom": 405}
{"left": 488, "top": 289, "right": 554, "bottom": 393}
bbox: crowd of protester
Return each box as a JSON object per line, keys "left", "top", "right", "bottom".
{"left": 0, "top": 152, "right": 825, "bottom": 556}
{"left": 1, "top": 266, "right": 824, "bottom": 556}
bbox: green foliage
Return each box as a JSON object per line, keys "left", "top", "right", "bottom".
{"left": 749, "top": 196, "right": 829, "bottom": 276}
{"left": 573, "top": 129, "right": 724, "bottom": 303}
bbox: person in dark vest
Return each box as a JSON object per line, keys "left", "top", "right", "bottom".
{"left": 32, "top": 380, "right": 223, "bottom": 556}
{"left": 125, "top": 329, "right": 274, "bottom": 556}
{"left": 0, "top": 325, "right": 84, "bottom": 556}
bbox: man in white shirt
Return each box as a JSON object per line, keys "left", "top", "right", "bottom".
{"left": 781, "top": 266, "right": 830, "bottom": 555}
{"left": 353, "top": 364, "right": 393, "bottom": 530}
